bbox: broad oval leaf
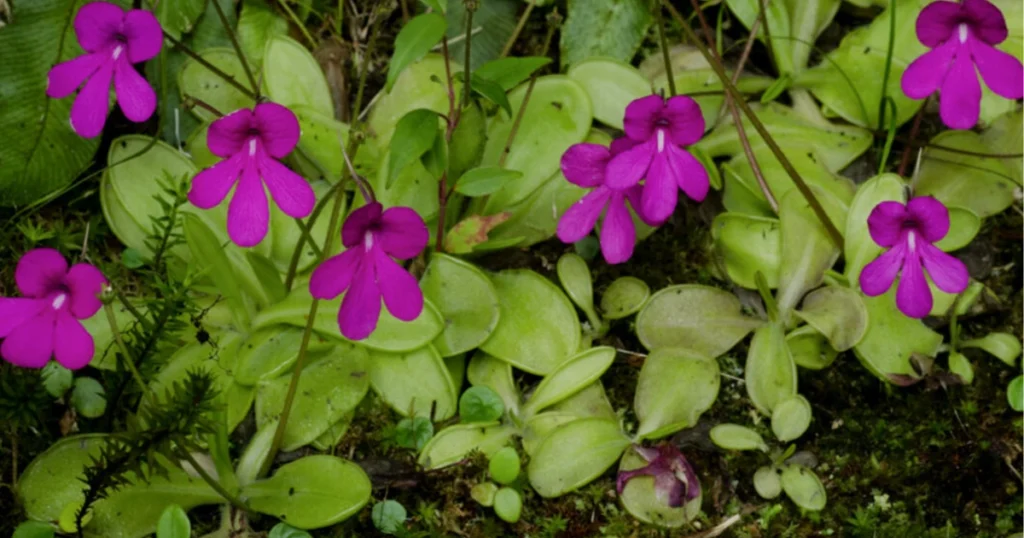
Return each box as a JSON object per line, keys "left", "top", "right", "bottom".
{"left": 745, "top": 323, "right": 798, "bottom": 416}
{"left": 242, "top": 456, "right": 371, "bottom": 529}
{"left": 1008, "top": 375, "right": 1024, "bottom": 412}
{"left": 480, "top": 270, "right": 582, "bottom": 375}
{"left": 635, "top": 348, "right": 720, "bottom": 440}
{"left": 636, "top": 285, "right": 762, "bottom": 357}
{"left": 474, "top": 56, "right": 552, "bottom": 90}
{"left": 721, "top": 147, "right": 856, "bottom": 215}
{"left": 754, "top": 466, "right": 783, "bottom": 499}
{"left": 844, "top": 173, "right": 904, "bottom": 284}
{"left": 369, "top": 345, "right": 458, "bottom": 420}
{"left": 709, "top": 424, "right": 769, "bottom": 452}
{"left": 618, "top": 448, "right": 702, "bottom": 528}
{"left": 560, "top": 0, "right": 651, "bottom": 68}
{"left": 454, "top": 167, "right": 523, "bottom": 197}
{"left": 794, "top": 286, "right": 868, "bottom": 351}
{"left": 183, "top": 213, "right": 250, "bottom": 326}
{"left": 237, "top": 0, "right": 289, "bottom": 64}
{"left": 600, "top": 276, "right": 650, "bottom": 320}
{"left": 548, "top": 381, "right": 617, "bottom": 420}
{"left": 916, "top": 130, "right": 1018, "bottom": 218}
{"left": 467, "top": 353, "right": 521, "bottom": 416}
{"left": 780, "top": 465, "right": 827, "bottom": 511}
{"left": 771, "top": 395, "right": 812, "bottom": 442}
{"left": 960, "top": 332, "right": 1023, "bottom": 367}
{"left": 69, "top": 378, "right": 106, "bottom": 419}
{"left": 948, "top": 351, "right": 974, "bottom": 384}
{"left": 523, "top": 347, "right": 617, "bottom": 417}
{"left": 934, "top": 206, "right": 981, "bottom": 252}
{"left": 418, "top": 423, "right": 516, "bottom": 469}
{"left": 387, "top": 109, "right": 441, "bottom": 188}
{"left": 776, "top": 187, "right": 843, "bottom": 318}
{"left": 179, "top": 49, "right": 257, "bottom": 122}
{"left": 420, "top": 254, "right": 500, "bottom": 357}
{"left": 263, "top": 35, "right": 334, "bottom": 115}
{"left": 786, "top": 325, "right": 838, "bottom": 370}
{"left": 155, "top": 505, "right": 190, "bottom": 538}
{"left": 527, "top": 418, "right": 630, "bottom": 498}
{"left": 235, "top": 327, "right": 332, "bottom": 386}
{"left": 854, "top": 292, "right": 943, "bottom": 382}
{"left": 711, "top": 213, "right": 781, "bottom": 289}
{"left": 369, "top": 54, "right": 461, "bottom": 148}
{"left": 556, "top": 253, "right": 596, "bottom": 316}
{"left": 521, "top": 412, "right": 580, "bottom": 457}
{"left": 567, "top": 57, "right": 652, "bottom": 129}
{"left": 387, "top": 13, "right": 448, "bottom": 91}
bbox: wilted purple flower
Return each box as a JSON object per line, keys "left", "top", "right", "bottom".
{"left": 46, "top": 1, "right": 162, "bottom": 138}
{"left": 605, "top": 95, "right": 708, "bottom": 223}
{"left": 616, "top": 443, "right": 700, "bottom": 508}
{"left": 188, "top": 103, "right": 316, "bottom": 247}
{"left": 309, "top": 202, "right": 428, "bottom": 340}
{"left": 859, "top": 197, "right": 969, "bottom": 318}
{"left": 556, "top": 139, "right": 660, "bottom": 264}
{"left": 901, "top": 0, "right": 1023, "bottom": 130}
{"left": 0, "top": 249, "right": 106, "bottom": 369}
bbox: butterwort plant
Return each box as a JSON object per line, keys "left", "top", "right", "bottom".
{"left": 310, "top": 202, "right": 429, "bottom": 340}
{"left": 188, "top": 103, "right": 316, "bottom": 247}
{"left": 0, "top": 249, "right": 106, "bottom": 369}
{"left": 859, "top": 196, "right": 970, "bottom": 318}
{"left": 46, "top": 1, "right": 162, "bottom": 138}
{"left": 901, "top": 0, "right": 1024, "bottom": 129}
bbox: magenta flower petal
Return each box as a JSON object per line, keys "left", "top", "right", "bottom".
{"left": 1, "top": 310, "right": 56, "bottom": 369}
{"left": 188, "top": 153, "right": 244, "bottom": 209}
{"left": 557, "top": 188, "right": 611, "bottom": 243}
{"left": 915, "top": 1, "right": 960, "bottom": 47}
{"left": 257, "top": 151, "right": 315, "bottom": 218}
{"left": 901, "top": 40, "right": 958, "bottom": 99}
{"left": 122, "top": 9, "right": 163, "bottom": 63}
{"left": 47, "top": 53, "right": 105, "bottom": 99}
{"left": 599, "top": 194, "right": 635, "bottom": 264}
{"left": 919, "top": 242, "right": 970, "bottom": 293}
{"left": 66, "top": 264, "right": 106, "bottom": 319}
{"left": 74, "top": 1, "right": 123, "bottom": 53}
{"left": 906, "top": 196, "right": 949, "bottom": 243}
{"left": 254, "top": 103, "right": 301, "bottom": 158}
{"left": 227, "top": 164, "right": 270, "bottom": 247}
{"left": 623, "top": 94, "right": 665, "bottom": 141}
{"left": 605, "top": 139, "right": 654, "bottom": 190}
{"left": 939, "top": 48, "right": 982, "bottom": 130}
{"left": 640, "top": 152, "right": 679, "bottom": 223}
{"left": 113, "top": 58, "right": 157, "bottom": 122}
{"left": 610, "top": 136, "right": 639, "bottom": 156}
{"left": 342, "top": 203, "right": 384, "bottom": 248}
{"left": 338, "top": 262, "right": 381, "bottom": 340}
{"left": 668, "top": 144, "right": 709, "bottom": 203}
{"left": 16, "top": 248, "right": 68, "bottom": 298}
{"left": 309, "top": 248, "right": 362, "bottom": 300}
{"left": 374, "top": 249, "right": 423, "bottom": 321}
{"left": 54, "top": 312, "right": 94, "bottom": 370}
{"left": 207, "top": 109, "right": 255, "bottom": 158}
{"left": 70, "top": 62, "right": 114, "bottom": 138}
{"left": 663, "top": 96, "right": 705, "bottom": 146}
{"left": 654, "top": 473, "right": 685, "bottom": 507}
{"left": 895, "top": 249, "right": 931, "bottom": 318}
{"left": 561, "top": 143, "right": 612, "bottom": 188}
{"left": 0, "top": 299, "right": 47, "bottom": 338}
{"left": 625, "top": 186, "right": 665, "bottom": 227}
{"left": 963, "top": 0, "right": 1009, "bottom": 44}
{"left": 860, "top": 242, "right": 906, "bottom": 296}
{"left": 969, "top": 38, "right": 1024, "bottom": 99}
{"left": 867, "top": 200, "right": 909, "bottom": 247}
{"left": 616, "top": 444, "right": 700, "bottom": 508}
{"left": 377, "top": 207, "right": 429, "bottom": 259}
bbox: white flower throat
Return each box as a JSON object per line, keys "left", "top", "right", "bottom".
{"left": 657, "top": 129, "right": 666, "bottom": 152}
{"left": 958, "top": 23, "right": 968, "bottom": 44}
{"left": 51, "top": 293, "right": 67, "bottom": 310}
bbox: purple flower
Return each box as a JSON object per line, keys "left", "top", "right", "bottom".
{"left": 606, "top": 95, "right": 709, "bottom": 223}
{"left": 188, "top": 103, "right": 316, "bottom": 247}
{"left": 0, "top": 249, "right": 106, "bottom": 370}
{"left": 901, "top": 0, "right": 1023, "bottom": 130}
{"left": 617, "top": 443, "right": 700, "bottom": 508}
{"left": 309, "top": 202, "right": 428, "bottom": 340}
{"left": 859, "top": 197, "right": 969, "bottom": 318}
{"left": 556, "top": 139, "right": 659, "bottom": 264}
{"left": 46, "top": 2, "right": 162, "bottom": 138}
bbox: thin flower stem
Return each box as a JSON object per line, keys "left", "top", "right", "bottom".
{"left": 103, "top": 300, "right": 153, "bottom": 406}
{"left": 163, "top": 31, "right": 257, "bottom": 100}
{"left": 183, "top": 94, "right": 224, "bottom": 118}
{"left": 275, "top": 0, "right": 318, "bottom": 49}
{"left": 655, "top": 2, "right": 677, "bottom": 96}
{"left": 877, "top": 0, "right": 897, "bottom": 133}
{"left": 663, "top": 0, "right": 844, "bottom": 249}
{"left": 178, "top": 450, "right": 248, "bottom": 511}
{"left": 500, "top": 1, "right": 536, "bottom": 58}
{"left": 211, "top": 0, "right": 261, "bottom": 95}
{"left": 283, "top": 176, "right": 344, "bottom": 291}
{"left": 897, "top": 98, "right": 928, "bottom": 177}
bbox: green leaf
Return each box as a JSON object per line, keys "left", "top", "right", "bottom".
{"left": 493, "top": 488, "right": 523, "bottom": 523}
{"left": 13, "top": 522, "right": 55, "bottom": 538}
{"left": 489, "top": 446, "right": 522, "bottom": 485}
{"left": 448, "top": 101, "right": 488, "bottom": 182}
{"left": 369, "top": 345, "right": 458, "bottom": 420}
{"left": 652, "top": 54, "right": 776, "bottom": 131}
{"left": 70, "top": 377, "right": 106, "bottom": 418}
{"left": 1008, "top": 375, "right": 1024, "bottom": 412}
{"left": 238, "top": 0, "right": 289, "bottom": 64}
{"left": 121, "top": 247, "right": 146, "bottom": 269}
{"left": 245, "top": 252, "right": 287, "bottom": 304}
{"left": 388, "top": 109, "right": 442, "bottom": 188}
{"left": 854, "top": 292, "right": 943, "bottom": 382}
{"left": 234, "top": 327, "right": 319, "bottom": 386}
{"left": 179, "top": 49, "right": 257, "bottom": 122}
{"left": 418, "top": 423, "right": 516, "bottom": 469}
{"left": 421, "top": 0, "right": 447, "bottom": 13}
{"left": 771, "top": 395, "right": 812, "bottom": 442}
{"left": 794, "top": 286, "right": 868, "bottom": 352}
{"left": 475, "top": 57, "right": 552, "bottom": 91}
{"left": 709, "top": 424, "right": 769, "bottom": 452}
{"left": 388, "top": 13, "right": 448, "bottom": 92}
{"left": 269, "top": 523, "right": 313, "bottom": 538}
{"left": 556, "top": 253, "right": 599, "bottom": 323}
{"left": 960, "top": 332, "right": 1022, "bottom": 367}
{"left": 263, "top": 35, "right": 334, "bottom": 115}
{"left": 523, "top": 347, "right": 617, "bottom": 417}
{"left": 567, "top": 57, "right": 652, "bottom": 129}
{"left": 745, "top": 323, "right": 798, "bottom": 416}
{"left": 560, "top": 0, "right": 651, "bottom": 68}
{"left": 980, "top": 109, "right": 1023, "bottom": 184}
{"left": 527, "top": 418, "right": 630, "bottom": 497}
{"left": 236, "top": 422, "right": 276, "bottom": 487}
{"left": 370, "top": 54, "right": 461, "bottom": 148}
{"left": 372, "top": 500, "right": 407, "bottom": 535}
{"left": 420, "top": 127, "right": 448, "bottom": 180}
{"left": 155, "top": 505, "right": 190, "bottom": 538}
{"left": 916, "top": 130, "right": 1018, "bottom": 218}
{"left": 636, "top": 284, "right": 763, "bottom": 357}
{"left": 41, "top": 362, "right": 73, "bottom": 398}
{"left": 947, "top": 352, "right": 974, "bottom": 384}
{"left": 470, "top": 74, "right": 513, "bottom": 116}
{"left": 454, "top": 167, "right": 523, "bottom": 197}
{"left": 618, "top": 448, "right": 702, "bottom": 528}
{"left": 420, "top": 254, "right": 500, "bottom": 356}
{"left": 243, "top": 456, "right": 371, "bottom": 528}
{"left": 711, "top": 214, "right": 781, "bottom": 289}
{"left": 481, "top": 270, "right": 582, "bottom": 375}
{"left": 154, "top": 0, "right": 205, "bottom": 39}
{"left": 844, "top": 173, "right": 905, "bottom": 284}
{"left": 444, "top": 213, "right": 513, "bottom": 253}
{"left": 395, "top": 417, "right": 435, "bottom": 450}
{"left": 460, "top": 386, "right": 505, "bottom": 423}
{"left": 600, "top": 276, "right": 650, "bottom": 320}
{"left": 548, "top": 382, "right": 617, "bottom": 421}
{"left": 0, "top": 0, "right": 106, "bottom": 206}
{"left": 634, "top": 349, "right": 720, "bottom": 440}
{"left": 467, "top": 353, "right": 521, "bottom": 416}
{"left": 776, "top": 187, "right": 843, "bottom": 318}
{"left": 781, "top": 465, "right": 827, "bottom": 511}
{"left": 445, "top": 0, "right": 518, "bottom": 71}
{"left": 934, "top": 206, "right": 981, "bottom": 252}
{"left": 786, "top": 325, "right": 838, "bottom": 370}
{"left": 471, "top": 482, "right": 499, "bottom": 506}
{"left": 183, "top": 213, "right": 251, "bottom": 326}
{"left": 754, "top": 466, "right": 782, "bottom": 499}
